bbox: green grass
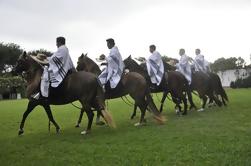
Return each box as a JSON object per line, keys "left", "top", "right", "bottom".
{"left": 0, "top": 89, "right": 251, "bottom": 165}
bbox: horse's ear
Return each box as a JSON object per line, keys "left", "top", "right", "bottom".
{"left": 22, "top": 51, "right": 27, "bottom": 58}
{"left": 129, "top": 55, "right": 132, "bottom": 59}
{"left": 80, "top": 53, "right": 84, "bottom": 58}
{"left": 84, "top": 53, "right": 88, "bottom": 57}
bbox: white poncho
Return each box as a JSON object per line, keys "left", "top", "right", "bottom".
{"left": 40, "top": 45, "right": 74, "bottom": 97}
{"left": 176, "top": 54, "right": 192, "bottom": 84}
{"left": 146, "top": 51, "right": 164, "bottom": 85}
{"left": 194, "top": 54, "right": 207, "bottom": 73}
{"left": 98, "top": 46, "right": 124, "bottom": 88}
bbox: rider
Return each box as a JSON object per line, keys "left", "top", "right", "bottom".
{"left": 176, "top": 48, "right": 192, "bottom": 85}
{"left": 193, "top": 49, "right": 210, "bottom": 73}
{"left": 146, "top": 45, "right": 164, "bottom": 88}
{"left": 98, "top": 38, "right": 124, "bottom": 91}
{"left": 31, "top": 37, "right": 75, "bottom": 99}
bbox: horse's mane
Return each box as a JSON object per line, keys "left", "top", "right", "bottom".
{"left": 124, "top": 56, "right": 147, "bottom": 75}
{"left": 163, "top": 61, "right": 176, "bottom": 71}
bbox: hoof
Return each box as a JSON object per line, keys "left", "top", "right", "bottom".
{"left": 197, "top": 108, "right": 205, "bottom": 112}
{"left": 130, "top": 116, "right": 135, "bottom": 120}
{"left": 134, "top": 122, "right": 146, "bottom": 127}
{"left": 56, "top": 128, "right": 61, "bottom": 134}
{"left": 175, "top": 109, "right": 180, "bottom": 115}
{"left": 189, "top": 106, "right": 196, "bottom": 111}
{"left": 182, "top": 112, "right": 187, "bottom": 115}
{"left": 96, "top": 121, "right": 105, "bottom": 126}
{"left": 18, "top": 129, "right": 24, "bottom": 136}
{"left": 75, "top": 124, "right": 80, "bottom": 128}
{"left": 134, "top": 122, "right": 142, "bottom": 127}
{"left": 80, "top": 130, "right": 90, "bottom": 135}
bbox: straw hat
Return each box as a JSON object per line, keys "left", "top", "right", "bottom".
{"left": 30, "top": 54, "right": 49, "bottom": 64}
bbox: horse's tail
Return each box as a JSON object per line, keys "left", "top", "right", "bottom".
{"left": 96, "top": 80, "right": 116, "bottom": 128}
{"left": 145, "top": 89, "right": 166, "bottom": 124}
{"left": 215, "top": 74, "right": 228, "bottom": 102}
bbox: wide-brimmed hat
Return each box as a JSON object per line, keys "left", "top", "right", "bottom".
{"left": 30, "top": 53, "right": 49, "bottom": 65}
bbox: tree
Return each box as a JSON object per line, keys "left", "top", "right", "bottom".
{"left": 0, "top": 43, "right": 23, "bottom": 74}
{"left": 236, "top": 57, "right": 245, "bottom": 68}
{"left": 28, "top": 49, "right": 53, "bottom": 57}
{"left": 211, "top": 57, "right": 239, "bottom": 72}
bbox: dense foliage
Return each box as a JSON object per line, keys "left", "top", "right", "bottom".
{"left": 230, "top": 75, "right": 251, "bottom": 88}
{"left": 211, "top": 57, "right": 246, "bottom": 72}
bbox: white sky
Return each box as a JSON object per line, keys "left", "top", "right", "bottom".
{"left": 0, "top": 0, "right": 251, "bottom": 65}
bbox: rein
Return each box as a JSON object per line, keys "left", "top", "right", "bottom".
{"left": 121, "top": 96, "right": 134, "bottom": 107}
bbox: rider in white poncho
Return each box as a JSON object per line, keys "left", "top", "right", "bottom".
{"left": 146, "top": 45, "right": 164, "bottom": 86}
{"left": 193, "top": 49, "right": 210, "bottom": 73}
{"left": 31, "top": 37, "right": 75, "bottom": 98}
{"left": 98, "top": 38, "right": 124, "bottom": 89}
{"left": 176, "top": 48, "right": 192, "bottom": 85}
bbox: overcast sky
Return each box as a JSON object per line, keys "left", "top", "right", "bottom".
{"left": 1, "top": 0, "right": 251, "bottom": 65}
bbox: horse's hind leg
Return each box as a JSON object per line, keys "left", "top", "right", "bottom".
{"left": 130, "top": 104, "right": 138, "bottom": 119}
{"left": 181, "top": 94, "right": 188, "bottom": 115}
{"left": 80, "top": 105, "right": 94, "bottom": 135}
{"left": 202, "top": 95, "right": 207, "bottom": 110}
{"left": 42, "top": 104, "right": 60, "bottom": 133}
{"left": 134, "top": 101, "right": 147, "bottom": 126}
{"left": 221, "top": 96, "right": 227, "bottom": 106}
{"left": 75, "top": 109, "right": 84, "bottom": 128}
{"left": 19, "top": 100, "right": 38, "bottom": 135}
{"left": 187, "top": 89, "right": 196, "bottom": 110}
{"left": 96, "top": 111, "right": 105, "bottom": 125}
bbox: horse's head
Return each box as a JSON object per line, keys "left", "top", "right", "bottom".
{"left": 12, "top": 51, "right": 30, "bottom": 75}
{"left": 77, "top": 53, "right": 101, "bottom": 75}
{"left": 124, "top": 55, "right": 140, "bottom": 70}
{"left": 76, "top": 53, "right": 88, "bottom": 71}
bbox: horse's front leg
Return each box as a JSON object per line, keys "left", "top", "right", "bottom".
{"left": 19, "top": 100, "right": 39, "bottom": 135}
{"left": 159, "top": 91, "right": 168, "bottom": 113}
{"left": 42, "top": 103, "right": 60, "bottom": 133}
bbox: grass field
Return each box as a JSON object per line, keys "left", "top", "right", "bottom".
{"left": 0, "top": 89, "right": 251, "bottom": 165}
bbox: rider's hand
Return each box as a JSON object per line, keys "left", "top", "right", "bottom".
{"left": 100, "top": 54, "right": 106, "bottom": 60}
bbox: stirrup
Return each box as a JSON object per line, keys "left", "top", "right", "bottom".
{"left": 31, "top": 92, "right": 40, "bottom": 100}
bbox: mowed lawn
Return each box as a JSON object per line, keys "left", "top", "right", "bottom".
{"left": 0, "top": 89, "right": 251, "bottom": 166}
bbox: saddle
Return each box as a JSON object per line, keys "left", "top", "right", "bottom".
{"left": 28, "top": 68, "right": 76, "bottom": 99}
{"left": 104, "top": 73, "right": 126, "bottom": 99}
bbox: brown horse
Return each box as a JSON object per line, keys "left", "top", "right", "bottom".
{"left": 76, "top": 53, "right": 165, "bottom": 126}
{"left": 124, "top": 55, "right": 196, "bottom": 117}
{"left": 207, "top": 72, "right": 228, "bottom": 106}
{"left": 190, "top": 71, "right": 222, "bottom": 110}
{"left": 13, "top": 52, "right": 114, "bottom": 135}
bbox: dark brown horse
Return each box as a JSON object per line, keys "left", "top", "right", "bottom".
{"left": 13, "top": 52, "right": 114, "bottom": 135}
{"left": 124, "top": 56, "right": 196, "bottom": 117}
{"left": 207, "top": 72, "right": 228, "bottom": 106}
{"left": 76, "top": 54, "right": 165, "bottom": 126}
{"left": 190, "top": 71, "right": 222, "bottom": 110}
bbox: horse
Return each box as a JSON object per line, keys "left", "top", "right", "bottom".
{"left": 124, "top": 55, "right": 196, "bottom": 117}
{"left": 190, "top": 71, "right": 222, "bottom": 110}
{"left": 207, "top": 72, "right": 228, "bottom": 106}
{"left": 13, "top": 52, "right": 115, "bottom": 135}
{"left": 76, "top": 53, "right": 165, "bottom": 126}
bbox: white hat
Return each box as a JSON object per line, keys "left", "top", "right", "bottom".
{"left": 30, "top": 54, "right": 49, "bottom": 65}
